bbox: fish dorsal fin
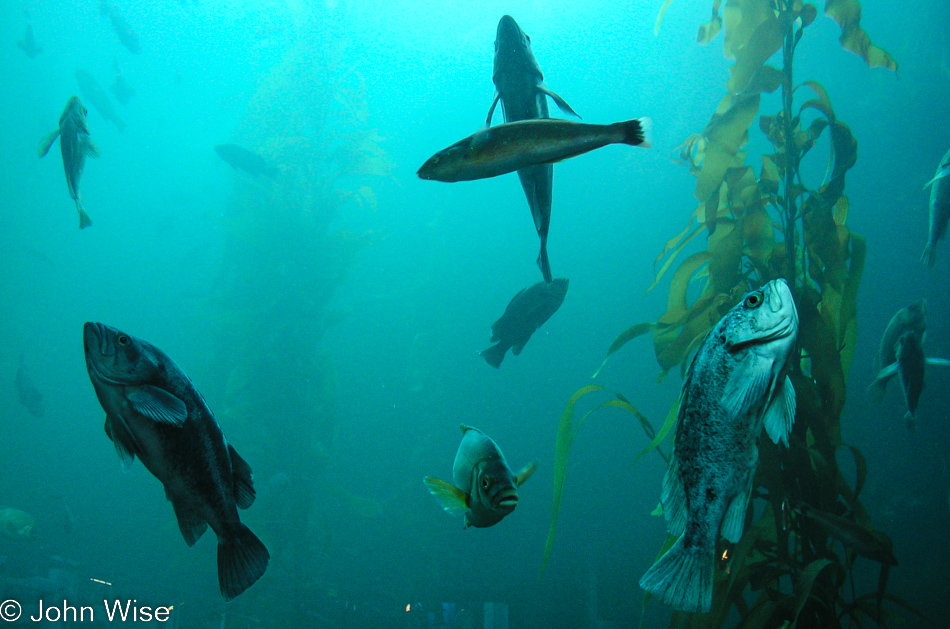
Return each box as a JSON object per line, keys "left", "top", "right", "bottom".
{"left": 539, "top": 85, "right": 581, "bottom": 119}
{"left": 515, "top": 461, "right": 538, "bottom": 486}
{"left": 763, "top": 375, "right": 796, "bottom": 446}
{"left": 104, "top": 414, "right": 136, "bottom": 467}
{"left": 660, "top": 455, "right": 687, "bottom": 537}
{"left": 423, "top": 477, "right": 469, "bottom": 516}
{"left": 37, "top": 129, "right": 60, "bottom": 157}
{"left": 126, "top": 385, "right": 188, "bottom": 426}
{"left": 926, "top": 357, "right": 950, "bottom": 367}
{"left": 721, "top": 352, "right": 774, "bottom": 419}
{"left": 229, "top": 444, "right": 256, "bottom": 509}
{"left": 923, "top": 167, "right": 950, "bottom": 189}
{"left": 485, "top": 92, "right": 501, "bottom": 126}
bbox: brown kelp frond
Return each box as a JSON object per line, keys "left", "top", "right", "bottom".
{"left": 824, "top": 0, "right": 897, "bottom": 71}
{"left": 696, "top": 1, "right": 723, "bottom": 44}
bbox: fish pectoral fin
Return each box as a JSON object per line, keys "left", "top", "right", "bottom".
{"left": 660, "top": 456, "right": 688, "bottom": 536}
{"left": 922, "top": 167, "right": 950, "bottom": 189}
{"left": 485, "top": 92, "right": 501, "bottom": 126}
{"left": 422, "top": 477, "right": 469, "bottom": 516}
{"left": 37, "top": 129, "right": 60, "bottom": 157}
{"left": 869, "top": 362, "right": 900, "bottom": 393}
{"left": 926, "top": 357, "right": 950, "bottom": 367}
{"left": 763, "top": 375, "right": 796, "bottom": 446}
{"left": 168, "top": 492, "right": 208, "bottom": 547}
{"left": 104, "top": 414, "right": 136, "bottom": 467}
{"left": 515, "top": 461, "right": 538, "bottom": 486}
{"left": 721, "top": 353, "right": 774, "bottom": 419}
{"left": 82, "top": 136, "right": 101, "bottom": 158}
{"left": 539, "top": 85, "right": 581, "bottom": 119}
{"left": 229, "top": 444, "right": 256, "bottom": 509}
{"left": 126, "top": 385, "right": 188, "bottom": 426}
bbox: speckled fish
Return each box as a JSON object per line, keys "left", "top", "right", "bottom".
{"left": 921, "top": 148, "right": 950, "bottom": 266}
{"left": 487, "top": 15, "right": 579, "bottom": 283}
{"left": 869, "top": 330, "right": 950, "bottom": 430}
{"left": 38, "top": 96, "right": 99, "bottom": 229}
{"left": 639, "top": 279, "right": 799, "bottom": 613}
{"left": 423, "top": 425, "right": 536, "bottom": 528}
{"left": 83, "top": 322, "right": 268, "bottom": 600}
{"left": 867, "top": 300, "right": 926, "bottom": 401}
{"left": 481, "top": 278, "right": 568, "bottom": 368}
{"left": 417, "top": 117, "right": 651, "bottom": 183}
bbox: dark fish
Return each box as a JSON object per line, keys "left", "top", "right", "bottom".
{"left": 869, "top": 330, "right": 950, "bottom": 430}
{"left": 481, "top": 278, "right": 568, "bottom": 368}
{"left": 83, "top": 322, "right": 269, "bottom": 600}
{"left": 795, "top": 503, "right": 897, "bottom": 566}
{"left": 16, "top": 24, "right": 41, "bottom": 58}
{"left": 75, "top": 69, "right": 126, "bottom": 132}
{"left": 38, "top": 96, "right": 99, "bottom": 228}
{"left": 921, "top": 148, "right": 950, "bottom": 266}
{"left": 868, "top": 300, "right": 926, "bottom": 401}
{"left": 215, "top": 144, "right": 279, "bottom": 179}
{"left": 99, "top": 1, "right": 140, "bottom": 53}
{"left": 487, "top": 15, "right": 579, "bottom": 283}
{"left": 15, "top": 353, "right": 44, "bottom": 418}
{"left": 423, "top": 425, "right": 536, "bottom": 528}
{"left": 110, "top": 59, "right": 135, "bottom": 105}
{"left": 418, "top": 117, "right": 651, "bottom": 183}
{"left": 640, "top": 280, "right": 799, "bottom": 613}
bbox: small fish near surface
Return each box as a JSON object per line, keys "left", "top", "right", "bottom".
{"left": 15, "top": 352, "right": 44, "bottom": 417}
{"left": 481, "top": 278, "right": 568, "bottom": 368}
{"left": 921, "top": 148, "right": 950, "bottom": 266}
{"left": 83, "top": 322, "right": 269, "bottom": 600}
{"left": 99, "top": 0, "right": 140, "bottom": 54}
{"left": 38, "top": 96, "right": 99, "bottom": 229}
{"left": 795, "top": 503, "right": 897, "bottom": 566}
{"left": 417, "top": 117, "right": 651, "bottom": 183}
{"left": 16, "top": 23, "right": 42, "bottom": 58}
{"left": 75, "top": 69, "right": 126, "bottom": 133}
{"left": 869, "top": 329, "right": 950, "bottom": 430}
{"left": 640, "top": 279, "right": 799, "bottom": 613}
{"left": 215, "top": 144, "right": 279, "bottom": 179}
{"left": 0, "top": 507, "right": 36, "bottom": 539}
{"left": 423, "top": 425, "right": 537, "bottom": 528}
{"left": 488, "top": 15, "right": 580, "bottom": 283}
{"left": 868, "top": 299, "right": 927, "bottom": 401}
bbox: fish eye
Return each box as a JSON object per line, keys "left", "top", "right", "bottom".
{"left": 481, "top": 475, "right": 492, "bottom": 490}
{"left": 117, "top": 334, "right": 130, "bottom": 346}
{"left": 744, "top": 292, "right": 764, "bottom": 309}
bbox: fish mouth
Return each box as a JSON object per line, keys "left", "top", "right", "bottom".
{"left": 495, "top": 489, "right": 519, "bottom": 510}
{"left": 83, "top": 322, "right": 128, "bottom": 385}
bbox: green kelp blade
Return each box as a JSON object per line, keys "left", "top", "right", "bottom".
{"left": 592, "top": 322, "right": 655, "bottom": 378}
{"left": 790, "top": 558, "right": 836, "bottom": 627}
{"left": 654, "top": 0, "right": 676, "bottom": 34}
{"left": 647, "top": 226, "right": 706, "bottom": 295}
{"left": 726, "top": 10, "right": 798, "bottom": 95}
{"left": 841, "top": 443, "right": 868, "bottom": 500}
{"left": 632, "top": 396, "right": 680, "bottom": 465}
{"left": 541, "top": 384, "right": 608, "bottom": 575}
{"left": 824, "top": 0, "right": 898, "bottom": 71}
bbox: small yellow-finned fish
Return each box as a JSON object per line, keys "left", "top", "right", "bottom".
{"left": 417, "top": 117, "right": 651, "bottom": 183}
{"left": 423, "top": 425, "right": 536, "bottom": 528}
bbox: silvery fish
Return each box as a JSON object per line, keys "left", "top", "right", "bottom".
{"left": 921, "top": 148, "right": 950, "bottom": 266}
{"left": 481, "top": 278, "right": 568, "bottom": 368}
{"left": 83, "top": 322, "right": 268, "bottom": 600}
{"left": 487, "top": 15, "right": 579, "bottom": 283}
{"left": 38, "top": 96, "right": 99, "bottom": 229}
{"left": 423, "top": 425, "right": 536, "bottom": 528}
{"left": 869, "top": 330, "right": 950, "bottom": 430}
{"left": 868, "top": 300, "right": 926, "bottom": 401}
{"left": 417, "top": 117, "right": 651, "bottom": 183}
{"left": 639, "top": 279, "right": 799, "bottom": 613}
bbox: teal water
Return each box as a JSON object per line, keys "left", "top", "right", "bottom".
{"left": 1, "top": 1, "right": 948, "bottom": 627}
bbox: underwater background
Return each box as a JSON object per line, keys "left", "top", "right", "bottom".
{"left": 1, "top": 0, "right": 949, "bottom": 627}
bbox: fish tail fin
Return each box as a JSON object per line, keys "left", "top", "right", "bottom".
{"left": 639, "top": 535, "right": 713, "bottom": 613}
{"left": 479, "top": 343, "right": 507, "bottom": 369}
{"left": 218, "top": 524, "right": 269, "bottom": 601}
{"left": 921, "top": 243, "right": 936, "bottom": 267}
{"left": 615, "top": 117, "right": 652, "bottom": 148}
{"left": 77, "top": 196, "right": 92, "bottom": 229}
{"left": 537, "top": 238, "right": 553, "bottom": 284}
